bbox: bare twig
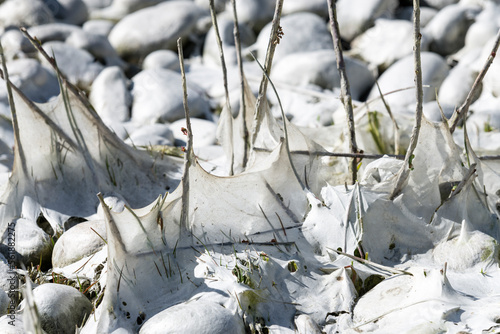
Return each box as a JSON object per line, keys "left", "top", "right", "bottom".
{"left": 390, "top": 0, "right": 423, "bottom": 200}
{"left": 328, "top": 0, "right": 358, "bottom": 185}
{"left": 230, "top": 0, "right": 249, "bottom": 169}
{"left": 327, "top": 248, "right": 413, "bottom": 276}
{"left": 209, "top": 0, "right": 234, "bottom": 175}
{"left": 449, "top": 28, "right": 500, "bottom": 133}
{"left": 177, "top": 38, "right": 195, "bottom": 229}
{"left": 0, "top": 41, "right": 28, "bottom": 176}
{"left": 253, "top": 147, "right": 405, "bottom": 160}
{"left": 250, "top": 0, "right": 284, "bottom": 147}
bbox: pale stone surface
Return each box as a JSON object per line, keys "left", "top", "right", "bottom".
{"left": 142, "top": 50, "right": 180, "bottom": 72}
{"left": 272, "top": 49, "right": 375, "bottom": 100}
{"left": 423, "top": 4, "right": 479, "bottom": 56}
{"left": 66, "top": 29, "right": 125, "bottom": 67}
{"left": 253, "top": 12, "right": 333, "bottom": 64}
{"left": 1, "top": 58, "right": 59, "bottom": 103}
{"left": 139, "top": 300, "right": 245, "bottom": 334}
{"left": 171, "top": 118, "right": 218, "bottom": 148}
{"left": 131, "top": 68, "right": 210, "bottom": 124}
{"left": 52, "top": 220, "right": 107, "bottom": 268}
{"left": 337, "top": 0, "right": 399, "bottom": 42}
{"left": 21, "top": 283, "right": 92, "bottom": 334}
{"left": 0, "top": 0, "right": 54, "bottom": 33}
{"left": 89, "top": 66, "right": 131, "bottom": 123}
{"left": 0, "top": 314, "right": 26, "bottom": 334}
{"left": 40, "top": 41, "right": 104, "bottom": 89}
{"left": 108, "top": 1, "right": 206, "bottom": 62}
{"left": 125, "top": 123, "right": 175, "bottom": 146}
{"left": 14, "top": 218, "right": 52, "bottom": 266}
{"left": 367, "top": 52, "right": 449, "bottom": 113}
{"left": 350, "top": 19, "right": 416, "bottom": 71}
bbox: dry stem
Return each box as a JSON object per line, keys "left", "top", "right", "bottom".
{"left": 390, "top": 0, "right": 423, "bottom": 200}
{"left": 250, "top": 0, "right": 284, "bottom": 147}
{"left": 209, "top": 0, "right": 234, "bottom": 175}
{"left": 449, "top": 28, "right": 500, "bottom": 133}
{"left": 327, "top": 0, "right": 358, "bottom": 185}
{"left": 230, "top": 0, "right": 249, "bottom": 169}
{"left": 177, "top": 38, "right": 194, "bottom": 229}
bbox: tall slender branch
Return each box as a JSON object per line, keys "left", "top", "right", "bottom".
{"left": 390, "top": 0, "right": 423, "bottom": 200}
{"left": 250, "top": 0, "right": 284, "bottom": 147}
{"left": 177, "top": 38, "right": 194, "bottom": 229}
{"left": 230, "top": 0, "right": 249, "bottom": 169}
{"left": 209, "top": 0, "right": 234, "bottom": 175}
{"left": 327, "top": 0, "right": 358, "bottom": 185}
{"left": 449, "top": 28, "right": 500, "bottom": 133}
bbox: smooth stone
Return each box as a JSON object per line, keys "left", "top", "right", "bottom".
{"left": 1, "top": 58, "right": 59, "bottom": 103}
{"left": 90, "top": 66, "right": 131, "bottom": 123}
{"left": 0, "top": 314, "right": 26, "bottom": 334}
{"left": 14, "top": 218, "right": 53, "bottom": 266}
{"left": 425, "top": 0, "right": 460, "bottom": 9}
{"left": 0, "top": 256, "right": 16, "bottom": 294}
{"left": 336, "top": 0, "right": 398, "bottom": 42}
{"left": 0, "top": 288, "right": 9, "bottom": 316}
{"left": 171, "top": 118, "right": 217, "bottom": 148}
{"left": 458, "top": 14, "right": 499, "bottom": 59}
{"left": 0, "top": 29, "right": 36, "bottom": 60}
{"left": 45, "top": 0, "right": 88, "bottom": 25}
{"left": 282, "top": 0, "right": 328, "bottom": 17}
{"left": 108, "top": 1, "right": 206, "bottom": 62}
{"left": 125, "top": 123, "right": 175, "bottom": 147}
{"left": 476, "top": 35, "right": 500, "bottom": 96}
{"left": 203, "top": 17, "right": 255, "bottom": 67}
{"left": 218, "top": 0, "right": 275, "bottom": 31}
{"left": 52, "top": 220, "right": 107, "bottom": 268}
{"left": 350, "top": 19, "right": 417, "bottom": 72}
{"left": 253, "top": 12, "right": 333, "bottom": 64}
{"left": 367, "top": 52, "right": 449, "bottom": 113}
{"left": 66, "top": 29, "right": 125, "bottom": 67}
{"left": 466, "top": 110, "right": 500, "bottom": 131}
{"left": 438, "top": 63, "right": 478, "bottom": 108}
{"left": 422, "top": 101, "right": 454, "bottom": 122}
{"left": 194, "top": 0, "right": 225, "bottom": 13}
{"left": 21, "top": 283, "right": 92, "bottom": 334}
{"left": 89, "top": 0, "right": 165, "bottom": 21}
{"left": 294, "top": 314, "right": 322, "bottom": 334}
{"left": 40, "top": 41, "right": 104, "bottom": 89}
{"left": 423, "top": 4, "right": 479, "bottom": 56}
{"left": 138, "top": 300, "right": 245, "bottom": 334}
{"left": 131, "top": 68, "right": 210, "bottom": 124}
{"left": 82, "top": 19, "right": 114, "bottom": 36}
{"left": 28, "top": 23, "right": 82, "bottom": 43}
{"left": 82, "top": 0, "right": 112, "bottom": 10}
{"left": 272, "top": 49, "right": 375, "bottom": 100}
{"left": 395, "top": 6, "right": 438, "bottom": 27}
{"left": 142, "top": 50, "right": 180, "bottom": 72}
{"left": 0, "top": 0, "right": 54, "bottom": 33}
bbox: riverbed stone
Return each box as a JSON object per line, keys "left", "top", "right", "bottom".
{"left": 108, "top": 1, "right": 206, "bottom": 62}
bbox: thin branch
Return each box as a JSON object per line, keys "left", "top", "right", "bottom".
{"left": 390, "top": 0, "right": 423, "bottom": 200}
{"left": 449, "top": 28, "right": 500, "bottom": 133}
{"left": 230, "top": 0, "right": 249, "bottom": 169}
{"left": 177, "top": 38, "right": 195, "bottom": 229}
{"left": 253, "top": 147, "right": 405, "bottom": 160}
{"left": 250, "top": 0, "right": 284, "bottom": 147}
{"left": 209, "top": 0, "right": 234, "bottom": 175}
{"left": 328, "top": 0, "right": 358, "bottom": 185}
